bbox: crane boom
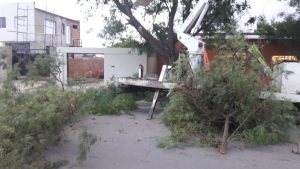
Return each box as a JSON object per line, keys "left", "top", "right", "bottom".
{"left": 178, "top": 0, "right": 210, "bottom": 34}
{"left": 177, "top": 0, "right": 210, "bottom": 71}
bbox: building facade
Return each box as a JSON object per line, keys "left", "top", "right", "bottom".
{"left": 0, "top": 2, "right": 80, "bottom": 54}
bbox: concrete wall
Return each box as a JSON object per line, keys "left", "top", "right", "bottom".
{"left": 33, "top": 9, "right": 80, "bottom": 50}
{"left": 56, "top": 47, "right": 147, "bottom": 85}
{"left": 0, "top": 2, "right": 35, "bottom": 42}
{"left": 0, "top": 2, "right": 80, "bottom": 53}
{"left": 0, "top": 46, "right": 12, "bottom": 82}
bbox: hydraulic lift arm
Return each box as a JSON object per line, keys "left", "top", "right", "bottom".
{"left": 177, "top": 0, "right": 210, "bottom": 71}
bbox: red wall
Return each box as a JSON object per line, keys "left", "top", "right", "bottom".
{"left": 207, "top": 40, "right": 300, "bottom": 66}
{"left": 149, "top": 39, "right": 300, "bottom": 76}
{"left": 71, "top": 28, "right": 80, "bottom": 41}
{"left": 68, "top": 58, "right": 104, "bottom": 78}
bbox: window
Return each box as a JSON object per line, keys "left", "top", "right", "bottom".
{"left": 44, "top": 20, "right": 56, "bottom": 35}
{"left": 62, "top": 23, "right": 66, "bottom": 35}
{"left": 66, "top": 26, "right": 71, "bottom": 44}
{"left": 0, "top": 17, "right": 6, "bottom": 28}
{"left": 72, "top": 25, "right": 78, "bottom": 29}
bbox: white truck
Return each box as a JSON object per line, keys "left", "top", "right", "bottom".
{"left": 262, "top": 62, "right": 300, "bottom": 110}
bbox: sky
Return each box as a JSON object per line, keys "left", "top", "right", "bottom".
{"left": 0, "top": 0, "right": 296, "bottom": 47}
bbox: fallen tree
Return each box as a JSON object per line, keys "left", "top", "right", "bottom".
{"left": 161, "top": 32, "right": 296, "bottom": 153}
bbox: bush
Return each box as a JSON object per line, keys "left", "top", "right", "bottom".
{"left": 27, "top": 54, "right": 52, "bottom": 77}
{"left": 0, "top": 86, "right": 84, "bottom": 168}
{"left": 162, "top": 32, "right": 295, "bottom": 152}
{"left": 80, "top": 88, "right": 137, "bottom": 115}
{"left": 113, "top": 94, "right": 138, "bottom": 112}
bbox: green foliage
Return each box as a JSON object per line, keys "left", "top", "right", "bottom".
{"left": 27, "top": 54, "right": 52, "bottom": 77}
{"left": 79, "top": 0, "right": 251, "bottom": 63}
{"left": 113, "top": 94, "right": 138, "bottom": 112}
{"left": 256, "top": 15, "right": 300, "bottom": 41}
{"left": 99, "top": 7, "right": 127, "bottom": 42}
{"left": 161, "top": 91, "right": 217, "bottom": 145}
{"left": 0, "top": 73, "right": 136, "bottom": 168}
{"left": 26, "top": 54, "right": 65, "bottom": 90}
{"left": 112, "top": 38, "right": 155, "bottom": 56}
{"left": 80, "top": 88, "right": 137, "bottom": 115}
{"left": 162, "top": 31, "right": 295, "bottom": 147}
{"left": 255, "top": 1, "right": 300, "bottom": 57}
{"left": 0, "top": 48, "right": 8, "bottom": 70}
{"left": 77, "top": 130, "right": 97, "bottom": 164}
{"left": 240, "top": 125, "right": 286, "bottom": 145}
{"left": 0, "top": 85, "right": 85, "bottom": 168}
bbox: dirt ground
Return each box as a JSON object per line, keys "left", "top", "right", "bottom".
{"left": 45, "top": 102, "right": 300, "bottom": 169}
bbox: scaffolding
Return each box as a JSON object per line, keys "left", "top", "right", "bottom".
{"left": 16, "top": 3, "right": 29, "bottom": 42}
{"left": 9, "top": 2, "right": 81, "bottom": 54}
{"left": 43, "top": 6, "right": 56, "bottom": 51}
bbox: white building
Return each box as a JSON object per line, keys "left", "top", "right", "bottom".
{"left": 0, "top": 2, "right": 80, "bottom": 54}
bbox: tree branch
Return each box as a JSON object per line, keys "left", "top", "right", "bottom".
{"left": 112, "top": 0, "right": 127, "bottom": 14}
{"left": 110, "top": 0, "right": 171, "bottom": 63}
{"left": 127, "top": 16, "right": 170, "bottom": 62}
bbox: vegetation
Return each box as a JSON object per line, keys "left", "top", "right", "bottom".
{"left": 80, "top": 88, "right": 137, "bottom": 115}
{"left": 77, "top": 130, "right": 97, "bottom": 164}
{"left": 161, "top": 32, "right": 296, "bottom": 153}
{"left": 0, "top": 84, "right": 84, "bottom": 168}
{"left": 78, "top": 0, "right": 250, "bottom": 64}
{"left": 255, "top": 0, "right": 300, "bottom": 57}
{"left": 26, "top": 54, "right": 65, "bottom": 90}
{"left": 0, "top": 56, "right": 138, "bottom": 168}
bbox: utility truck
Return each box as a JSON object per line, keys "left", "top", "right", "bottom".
{"left": 117, "top": 0, "right": 300, "bottom": 119}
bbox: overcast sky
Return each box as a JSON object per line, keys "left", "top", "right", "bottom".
{"left": 0, "top": 0, "right": 296, "bottom": 47}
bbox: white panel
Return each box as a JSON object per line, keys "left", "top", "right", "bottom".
{"left": 0, "top": 2, "right": 35, "bottom": 42}
{"left": 281, "top": 62, "right": 300, "bottom": 94}
{"left": 104, "top": 50, "right": 147, "bottom": 83}
{"left": 273, "top": 62, "right": 300, "bottom": 94}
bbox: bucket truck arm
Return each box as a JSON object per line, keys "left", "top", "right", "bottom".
{"left": 177, "top": 0, "right": 210, "bottom": 71}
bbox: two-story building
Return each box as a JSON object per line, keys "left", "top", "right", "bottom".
{"left": 0, "top": 2, "right": 80, "bottom": 54}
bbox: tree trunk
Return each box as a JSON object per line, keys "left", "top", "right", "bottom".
{"left": 113, "top": 0, "right": 176, "bottom": 65}
{"left": 219, "top": 114, "right": 231, "bottom": 154}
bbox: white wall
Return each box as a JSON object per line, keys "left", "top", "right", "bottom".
{"left": 104, "top": 49, "right": 147, "bottom": 83}
{"left": 56, "top": 47, "right": 147, "bottom": 85}
{"left": 0, "top": 2, "right": 35, "bottom": 42}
